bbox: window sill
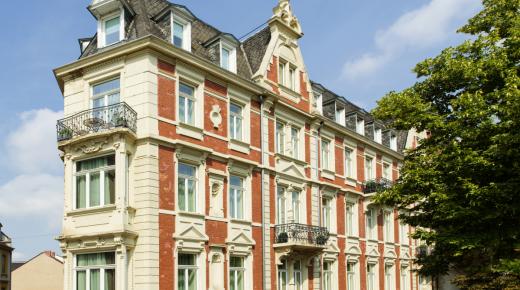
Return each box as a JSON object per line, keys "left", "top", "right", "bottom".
{"left": 66, "top": 205, "right": 117, "bottom": 216}
{"left": 279, "top": 84, "right": 302, "bottom": 101}
{"left": 230, "top": 219, "right": 252, "bottom": 226}
{"left": 345, "top": 177, "right": 357, "bottom": 187}
{"left": 178, "top": 122, "right": 203, "bottom": 140}
{"left": 177, "top": 210, "right": 206, "bottom": 219}
{"left": 275, "top": 153, "right": 307, "bottom": 166}
{"left": 321, "top": 169, "right": 335, "bottom": 180}
{"left": 229, "top": 139, "right": 250, "bottom": 154}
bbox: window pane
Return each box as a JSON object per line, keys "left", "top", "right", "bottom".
{"left": 221, "top": 48, "right": 230, "bottom": 70}
{"left": 178, "top": 269, "right": 186, "bottom": 290}
{"left": 77, "top": 156, "right": 114, "bottom": 172}
{"left": 90, "top": 269, "right": 100, "bottom": 290}
{"left": 76, "top": 175, "right": 87, "bottom": 209}
{"left": 230, "top": 104, "right": 241, "bottom": 115}
{"left": 179, "top": 254, "right": 196, "bottom": 266}
{"left": 187, "top": 179, "right": 196, "bottom": 212}
{"left": 105, "top": 17, "right": 120, "bottom": 45}
{"left": 173, "top": 22, "right": 184, "bottom": 48}
{"left": 76, "top": 271, "right": 87, "bottom": 290}
{"left": 230, "top": 257, "right": 243, "bottom": 268}
{"left": 235, "top": 117, "right": 242, "bottom": 141}
{"left": 187, "top": 99, "right": 195, "bottom": 125}
{"left": 230, "top": 271, "right": 236, "bottom": 290}
{"left": 180, "top": 83, "right": 194, "bottom": 97}
{"left": 178, "top": 178, "right": 186, "bottom": 211}
{"left": 105, "top": 170, "right": 115, "bottom": 205}
{"left": 188, "top": 269, "right": 197, "bottom": 290}
{"left": 179, "top": 96, "right": 186, "bottom": 123}
{"left": 230, "top": 188, "right": 236, "bottom": 218}
{"left": 104, "top": 269, "right": 115, "bottom": 290}
{"left": 237, "top": 271, "right": 243, "bottom": 290}
{"left": 236, "top": 188, "right": 243, "bottom": 219}
{"left": 90, "top": 172, "right": 101, "bottom": 207}
{"left": 93, "top": 79, "right": 120, "bottom": 96}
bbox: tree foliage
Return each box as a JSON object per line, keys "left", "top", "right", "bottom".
{"left": 372, "top": 0, "right": 520, "bottom": 288}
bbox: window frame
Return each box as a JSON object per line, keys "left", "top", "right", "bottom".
{"left": 347, "top": 262, "right": 357, "bottom": 290}
{"left": 293, "top": 260, "right": 303, "bottom": 290}
{"left": 229, "top": 103, "right": 244, "bottom": 141}
{"left": 178, "top": 253, "right": 198, "bottom": 290}
{"left": 345, "top": 202, "right": 355, "bottom": 236}
{"left": 73, "top": 154, "right": 116, "bottom": 210}
{"left": 383, "top": 162, "right": 391, "bottom": 180}
{"left": 385, "top": 264, "right": 394, "bottom": 290}
{"left": 91, "top": 77, "right": 121, "bottom": 109}
{"left": 365, "top": 155, "right": 375, "bottom": 181}
{"left": 98, "top": 10, "right": 124, "bottom": 48}
{"left": 229, "top": 175, "right": 245, "bottom": 220}
{"left": 291, "top": 190, "right": 301, "bottom": 223}
{"left": 322, "top": 197, "right": 332, "bottom": 230}
{"left": 276, "top": 186, "right": 287, "bottom": 225}
{"left": 229, "top": 256, "right": 245, "bottom": 290}
{"left": 277, "top": 260, "right": 288, "bottom": 290}
{"left": 384, "top": 211, "right": 393, "bottom": 242}
{"left": 220, "top": 41, "right": 237, "bottom": 73}
{"left": 321, "top": 139, "right": 332, "bottom": 171}
{"left": 290, "top": 126, "right": 300, "bottom": 159}
{"left": 177, "top": 162, "right": 198, "bottom": 213}
{"left": 178, "top": 81, "right": 197, "bottom": 126}
{"left": 367, "top": 263, "right": 376, "bottom": 290}
{"left": 73, "top": 252, "right": 116, "bottom": 290}
{"left": 171, "top": 12, "right": 192, "bottom": 52}
{"left": 276, "top": 121, "right": 286, "bottom": 155}
{"left": 323, "top": 261, "right": 333, "bottom": 290}
{"left": 366, "top": 208, "right": 377, "bottom": 240}
{"left": 344, "top": 147, "right": 354, "bottom": 179}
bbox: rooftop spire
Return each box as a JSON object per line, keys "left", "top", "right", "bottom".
{"left": 272, "top": 0, "right": 302, "bottom": 36}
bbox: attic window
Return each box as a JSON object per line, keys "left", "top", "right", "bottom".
{"left": 171, "top": 12, "right": 191, "bottom": 52}
{"left": 278, "top": 59, "right": 298, "bottom": 92}
{"left": 98, "top": 11, "right": 124, "bottom": 48}
{"left": 220, "top": 41, "right": 236, "bottom": 73}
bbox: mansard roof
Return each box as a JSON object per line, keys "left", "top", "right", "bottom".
{"left": 311, "top": 81, "right": 408, "bottom": 153}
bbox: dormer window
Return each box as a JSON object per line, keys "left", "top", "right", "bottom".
{"left": 313, "top": 91, "right": 323, "bottom": 114}
{"left": 104, "top": 16, "right": 121, "bottom": 46}
{"left": 356, "top": 118, "right": 365, "bottom": 135}
{"left": 278, "top": 58, "right": 298, "bottom": 92}
{"left": 98, "top": 11, "right": 124, "bottom": 48}
{"left": 390, "top": 135, "right": 398, "bottom": 151}
{"left": 336, "top": 108, "right": 346, "bottom": 126}
{"left": 375, "top": 128, "right": 382, "bottom": 143}
{"left": 171, "top": 12, "right": 191, "bottom": 52}
{"left": 219, "top": 41, "right": 236, "bottom": 73}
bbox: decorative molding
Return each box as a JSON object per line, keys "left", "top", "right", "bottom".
{"left": 210, "top": 105, "right": 222, "bottom": 129}
{"left": 76, "top": 138, "right": 109, "bottom": 154}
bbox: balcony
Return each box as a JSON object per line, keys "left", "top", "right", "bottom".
{"left": 362, "top": 177, "right": 393, "bottom": 194}
{"left": 274, "top": 223, "right": 330, "bottom": 251}
{"left": 57, "top": 102, "right": 137, "bottom": 142}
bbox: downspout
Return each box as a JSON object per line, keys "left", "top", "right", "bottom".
{"left": 259, "top": 94, "right": 266, "bottom": 290}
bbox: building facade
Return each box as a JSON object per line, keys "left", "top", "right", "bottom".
{"left": 0, "top": 224, "right": 13, "bottom": 290}
{"left": 11, "top": 251, "right": 64, "bottom": 290}
{"left": 54, "top": 1, "right": 426, "bottom": 290}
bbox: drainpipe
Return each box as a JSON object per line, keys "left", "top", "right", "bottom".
{"left": 259, "top": 94, "right": 266, "bottom": 290}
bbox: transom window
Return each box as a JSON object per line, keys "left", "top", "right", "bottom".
{"left": 75, "top": 155, "right": 115, "bottom": 209}
{"left": 178, "top": 163, "right": 197, "bottom": 212}
{"left": 179, "top": 83, "right": 196, "bottom": 125}
{"left": 104, "top": 16, "right": 121, "bottom": 46}
{"left": 178, "top": 254, "right": 198, "bottom": 290}
{"left": 92, "top": 78, "right": 120, "bottom": 109}
{"left": 322, "top": 198, "right": 332, "bottom": 230}
{"left": 230, "top": 103, "right": 243, "bottom": 141}
{"left": 229, "top": 175, "right": 244, "bottom": 219}
{"left": 323, "top": 261, "right": 333, "bottom": 290}
{"left": 276, "top": 121, "right": 285, "bottom": 154}
{"left": 367, "top": 264, "right": 376, "bottom": 290}
{"left": 229, "top": 257, "right": 244, "bottom": 290}
{"left": 321, "top": 139, "right": 331, "bottom": 170}
{"left": 290, "top": 127, "right": 299, "bottom": 159}
{"left": 75, "top": 252, "right": 115, "bottom": 290}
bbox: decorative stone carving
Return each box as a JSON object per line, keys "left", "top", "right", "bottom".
{"left": 209, "top": 178, "right": 224, "bottom": 218}
{"left": 210, "top": 105, "right": 222, "bottom": 129}
{"left": 272, "top": 0, "right": 302, "bottom": 35}
{"left": 77, "top": 139, "right": 108, "bottom": 154}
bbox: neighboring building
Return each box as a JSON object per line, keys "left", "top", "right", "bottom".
{"left": 0, "top": 223, "right": 13, "bottom": 290}
{"left": 11, "top": 251, "right": 64, "bottom": 290}
{"left": 54, "top": 1, "right": 427, "bottom": 290}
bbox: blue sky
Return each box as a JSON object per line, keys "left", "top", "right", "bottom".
{"left": 0, "top": 0, "right": 480, "bottom": 260}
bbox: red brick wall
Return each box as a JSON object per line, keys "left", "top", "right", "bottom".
{"left": 252, "top": 227, "right": 263, "bottom": 290}
{"left": 159, "top": 146, "right": 175, "bottom": 211}
{"left": 158, "top": 60, "right": 176, "bottom": 120}
{"left": 338, "top": 238, "right": 346, "bottom": 290}
{"left": 159, "top": 214, "right": 175, "bottom": 290}
{"left": 335, "top": 137, "right": 344, "bottom": 176}
{"left": 204, "top": 92, "right": 228, "bottom": 137}
{"left": 251, "top": 111, "right": 262, "bottom": 149}
{"left": 267, "top": 56, "right": 278, "bottom": 84}
{"left": 337, "top": 193, "right": 345, "bottom": 236}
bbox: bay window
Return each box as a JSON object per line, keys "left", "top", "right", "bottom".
{"left": 75, "top": 155, "right": 115, "bottom": 209}
{"left": 229, "top": 175, "right": 244, "bottom": 219}
{"left": 75, "top": 252, "right": 115, "bottom": 290}
{"left": 178, "top": 254, "right": 198, "bottom": 290}
{"left": 179, "top": 82, "right": 196, "bottom": 125}
{"left": 178, "top": 163, "right": 197, "bottom": 212}
{"left": 229, "top": 257, "right": 244, "bottom": 290}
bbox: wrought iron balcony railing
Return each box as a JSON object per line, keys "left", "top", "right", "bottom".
{"left": 362, "top": 177, "right": 393, "bottom": 194}
{"left": 275, "top": 223, "right": 330, "bottom": 246}
{"left": 56, "top": 102, "right": 137, "bottom": 142}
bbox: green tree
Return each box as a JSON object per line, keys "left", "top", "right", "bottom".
{"left": 372, "top": 0, "right": 520, "bottom": 288}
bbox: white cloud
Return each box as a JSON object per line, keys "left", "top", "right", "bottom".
{"left": 6, "top": 109, "right": 63, "bottom": 174}
{"left": 0, "top": 109, "right": 63, "bottom": 218}
{"left": 343, "top": 0, "right": 480, "bottom": 80}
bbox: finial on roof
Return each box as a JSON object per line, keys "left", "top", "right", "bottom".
{"left": 272, "top": 0, "right": 302, "bottom": 36}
